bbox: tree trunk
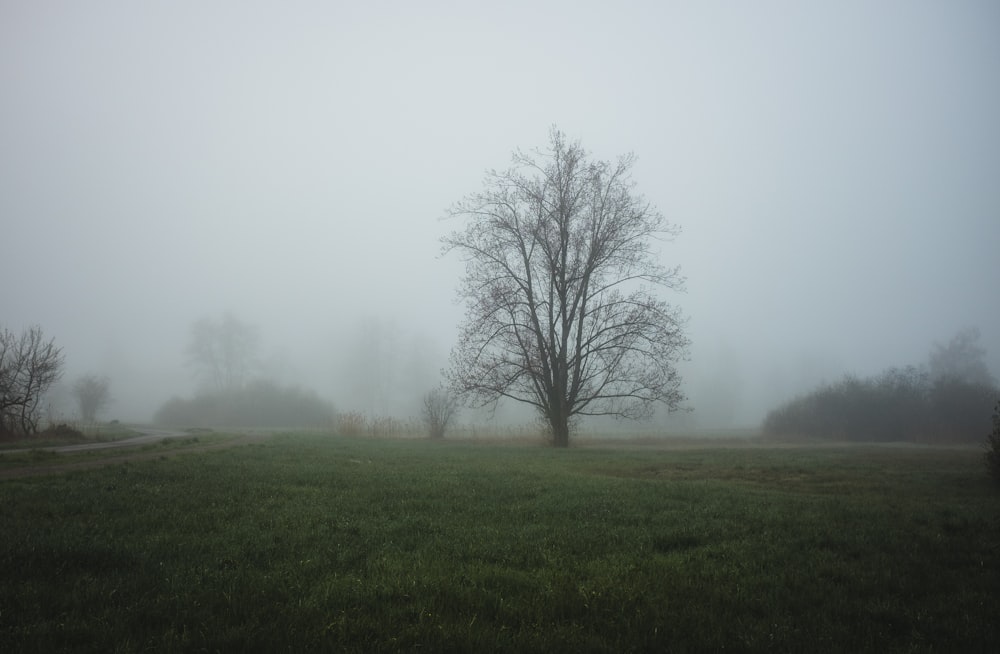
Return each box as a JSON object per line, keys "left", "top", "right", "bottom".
{"left": 550, "top": 412, "right": 570, "bottom": 447}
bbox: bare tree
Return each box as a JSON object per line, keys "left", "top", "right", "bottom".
{"left": 0, "top": 325, "right": 64, "bottom": 436}
{"left": 73, "top": 374, "right": 111, "bottom": 423}
{"left": 443, "top": 128, "right": 689, "bottom": 446}
{"left": 422, "top": 388, "right": 458, "bottom": 439}
{"left": 186, "top": 313, "right": 259, "bottom": 391}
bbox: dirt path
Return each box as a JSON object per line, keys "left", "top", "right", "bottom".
{"left": 0, "top": 430, "right": 273, "bottom": 480}
{"left": 0, "top": 427, "right": 198, "bottom": 455}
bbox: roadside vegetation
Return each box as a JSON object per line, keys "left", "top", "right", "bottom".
{"left": 1, "top": 434, "right": 997, "bottom": 652}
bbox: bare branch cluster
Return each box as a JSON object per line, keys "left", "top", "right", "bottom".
{"left": 0, "top": 325, "right": 64, "bottom": 436}
{"left": 443, "top": 128, "right": 689, "bottom": 446}
{"left": 422, "top": 388, "right": 458, "bottom": 439}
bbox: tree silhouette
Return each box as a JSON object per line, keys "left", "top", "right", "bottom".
{"left": 443, "top": 128, "right": 688, "bottom": 446}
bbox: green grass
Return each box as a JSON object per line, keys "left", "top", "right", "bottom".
{"left": 1, "top": 435, "right": 997, "bottom": 652}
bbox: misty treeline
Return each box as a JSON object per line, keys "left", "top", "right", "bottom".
{"left": 763, "top": 328, "right": 998, "bottom": 443}
{"left": 155, "top": 380, "right": 335, "bottom": 429}
{"left": 155, "top": 313, "right": 457, "bottom": 436}
{"left": 0, "top": 325, "right": 64, "bottom": 437}
{"left": 154, "top": 313, "right": 336, "bottom": 429}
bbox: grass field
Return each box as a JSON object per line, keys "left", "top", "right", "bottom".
{"left": 1, "top": 434, "right": 997, "bottom": 652}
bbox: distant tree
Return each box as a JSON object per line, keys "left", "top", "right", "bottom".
{"left": 186, "top": 313, "right": 259, "bottom": 391}
{"left": 929, "top": 327, "right": 995, "bottom": 387}
{"left": 422, "top": 388, "right": 458, "bottom": 439}
{"left": 443, "top": 128, "right": 689, "bottom": 447}
{"left": 0, "top": 325, "right": 64, "bottom": 436}
{"left": 73, "top": 374, "right": 111, "bottom": 423}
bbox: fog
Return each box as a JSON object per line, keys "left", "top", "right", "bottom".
{"left": 3, "top": 1, "right": 998, "bottom": 429}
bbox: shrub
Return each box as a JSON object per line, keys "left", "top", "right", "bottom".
{"left": 39, "top": 423, "right": 85, "bottom": 440}
{"left": 421, "top": 388, "right": 458, "bottom": 439}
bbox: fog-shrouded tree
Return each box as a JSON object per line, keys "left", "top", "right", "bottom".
{"left": 929, "top": 327, "right": 995, "bottom": 387}
{"left": 443, "top": 128, "right": 689, "bottom": 447}
{"left": 0, "top": 325, "right": 64, "bottom": 436}
{"left": 73, "top": 374, "right": 111, "bottom": 423}
{"left": 342, "top": 316, "right": 404, "bottom": 417}
{"left": 186, "top": 313, "right": 259, "bottom": 392}
{"left": 422, "top": 387, "right": 458, "bottom": 439}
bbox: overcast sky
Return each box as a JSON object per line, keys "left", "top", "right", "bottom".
{"left": 2, "top": 0, "right": 998, "bottom": 427}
